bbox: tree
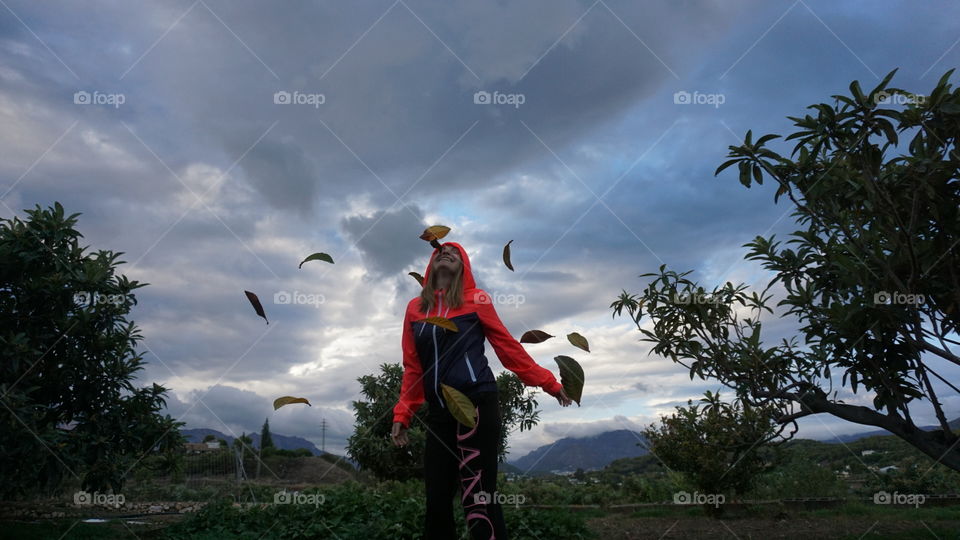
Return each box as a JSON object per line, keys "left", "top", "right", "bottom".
{"left": 347, "top": 363, "right": 541, "bottom": 481}
{"left": 643, "top": 391, "right": 779, "bottom": 504}
{"left": 612, "top": 69, "right": 960, "bottom": 471}
{"left": 233, "top": 432, "right": 253, "bottom": 452}
{"left": 260, "top": 418, "right": 274, "bottom": 449}
{"left": 0, "top": 202, "right": 183, "bottom": 498}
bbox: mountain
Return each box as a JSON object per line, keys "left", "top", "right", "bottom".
{"left": 509, "top": 429, "right": 647, "bottom": 474}
{"left": 181, "top": 428, "right": 323, "bottom": 456}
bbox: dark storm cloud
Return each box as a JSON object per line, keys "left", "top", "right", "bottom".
{"left": 341, "top": 204, "right": 426, "bottom": 277}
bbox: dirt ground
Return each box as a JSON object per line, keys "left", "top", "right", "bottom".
{"left": 587, "top": 515, "right": 960, "bottom": 539}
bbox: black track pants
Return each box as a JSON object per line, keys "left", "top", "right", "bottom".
{"left": 423, "top": 390, "right": 508, "bottom": 540}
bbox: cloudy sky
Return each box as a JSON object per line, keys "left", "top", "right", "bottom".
{"left": 2, "top": 0, "right": 959, "bottom": 465}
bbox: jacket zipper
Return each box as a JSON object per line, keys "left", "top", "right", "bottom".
{"left": 464, "top": 352, "right": 477, "bottom": 382}
{"left": 433, "top": 292, "right": 445, "bottom": 408}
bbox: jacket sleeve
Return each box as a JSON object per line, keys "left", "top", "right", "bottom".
{"left": 392, "top": 303, "right": 425, "bottom": 428}
{"left": 475, "top": 292, "right": 563, "bottom": 396}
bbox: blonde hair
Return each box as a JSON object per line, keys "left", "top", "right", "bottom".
{"left": 418, "top": 256, "right": 464, "bottom": 315}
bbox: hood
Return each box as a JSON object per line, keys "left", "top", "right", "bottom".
{"left": 421, "top": 241, "right": 476, "bottom": 292}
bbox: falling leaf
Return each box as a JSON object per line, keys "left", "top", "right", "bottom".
{"left": 273, "top": 396, "right": 311, "bottom": 410}
{"left": 441, "top": 383, "right": 476, "bottom": 428}
{"left": 502, "top": 239, "right": 514, "bottom": 271}
{"left": 299, "top": 252, "right": 334, "bottom": 269}
{"left": 415, "top": 316, "right": 459, "bottom": 332}
{"left": 520, "top": 330, "right": 554, "bottom": 343}
{"left": 554, "top": 355, "right": 584, "bottom": 406}
{"left": 409, "top": 271, "right": 424, "bottom": 287}
{"left": 419, "top": 225, "right": 451, "bottom": 243}
{"left": 567, "top": 332, "right": 590, "bottom": 353}
{"left": 244, "top": 290, "right": 269, "bottom": 324}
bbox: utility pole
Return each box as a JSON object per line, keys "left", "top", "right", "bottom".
{"left": 320, "top": 418, "right": 326, "bottom": 453}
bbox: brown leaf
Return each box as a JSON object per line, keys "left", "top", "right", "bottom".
{"left": 502, "top": 239, "right": 514, "bottom": 271}
{"left": 244, "top": 290, "right": 269, "bottom": 324}
{"left": 567, "top": 332, "right": 590, "bottom": 352}
{"left": 415, "top": 316, "right": 459, "bottom": 332}
{"left": 419, "top": 225, "right": 451, "bottom": 243}
{"left": 520, "top": 330, "right": 554, "bottom": 343}
{"left": 409, "top": 272, "right": 424, "bottom": 287}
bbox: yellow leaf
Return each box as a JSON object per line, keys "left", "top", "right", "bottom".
{"left": 441, "top": 383, "right": 476, "bottom": 428}
{"left": 419, "top": 225, "right": 451, "bottom": 242}
{"left": 273, "top": 396, "right": 311, "bottom": 410}
{"left": 415, "top": 316, "right": 459, "bottom": 332}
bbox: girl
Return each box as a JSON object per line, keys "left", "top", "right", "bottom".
{"left": 391, "top": 241, "right": 572, "bottom": 539}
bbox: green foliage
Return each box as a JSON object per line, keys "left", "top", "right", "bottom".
{"left": 261, "top": 447, "right": 313, "bottom": 458}
{"left": 160, "top": 480, "right": 593, "bottom": 539}
{"left": 0, "top": 202, "right": 183, "bottom": 498}
{"left": 346, "top": 363, "right": 541, "bottom": 481}
{"left": 613, "top": 69, "right": 960, "bottom": 472}
{"left": 642, "top": 392, "right": 780, "bottom": 499}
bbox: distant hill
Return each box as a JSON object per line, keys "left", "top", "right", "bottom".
{"left": 509, "top": 430, "right": 647, "bottom": 474}
{"left": 182, "top": 428, "right": 323, "bottom": 456}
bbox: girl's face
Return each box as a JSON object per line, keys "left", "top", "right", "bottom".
{"left": 432, "top": 244, "right": 462, "bottom": 275}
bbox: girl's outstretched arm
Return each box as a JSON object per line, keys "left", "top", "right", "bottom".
{"left": 475, "top": 291, "right": 563, "bottom": 397}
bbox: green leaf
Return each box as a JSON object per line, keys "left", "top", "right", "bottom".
{"left": 567, "top": 332, "right": 590, "bottom": 353}
{"left": 555, "top": 355, "right": 585, "bottom": 406}
{"left": 441, "top": 383, "right": 476, "bottom": 428}
{"left": 299, "top": 252, "right": 334, "bottom": 268}
{"left": 738, "top": 161, "right": 751, "bottom": 187}
{"left": 715, "top": 158, "right": 741, "bottom": 176}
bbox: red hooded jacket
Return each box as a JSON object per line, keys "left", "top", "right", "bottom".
{"left": 392, "top": 242, "right": 563, "bottom": 428}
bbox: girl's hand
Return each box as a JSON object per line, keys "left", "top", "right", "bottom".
{"left": 391, "top": 422, "right": 409, "bottom": 447}
{"left": 555, "top": 388, "right": 573, "bottom": 407}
